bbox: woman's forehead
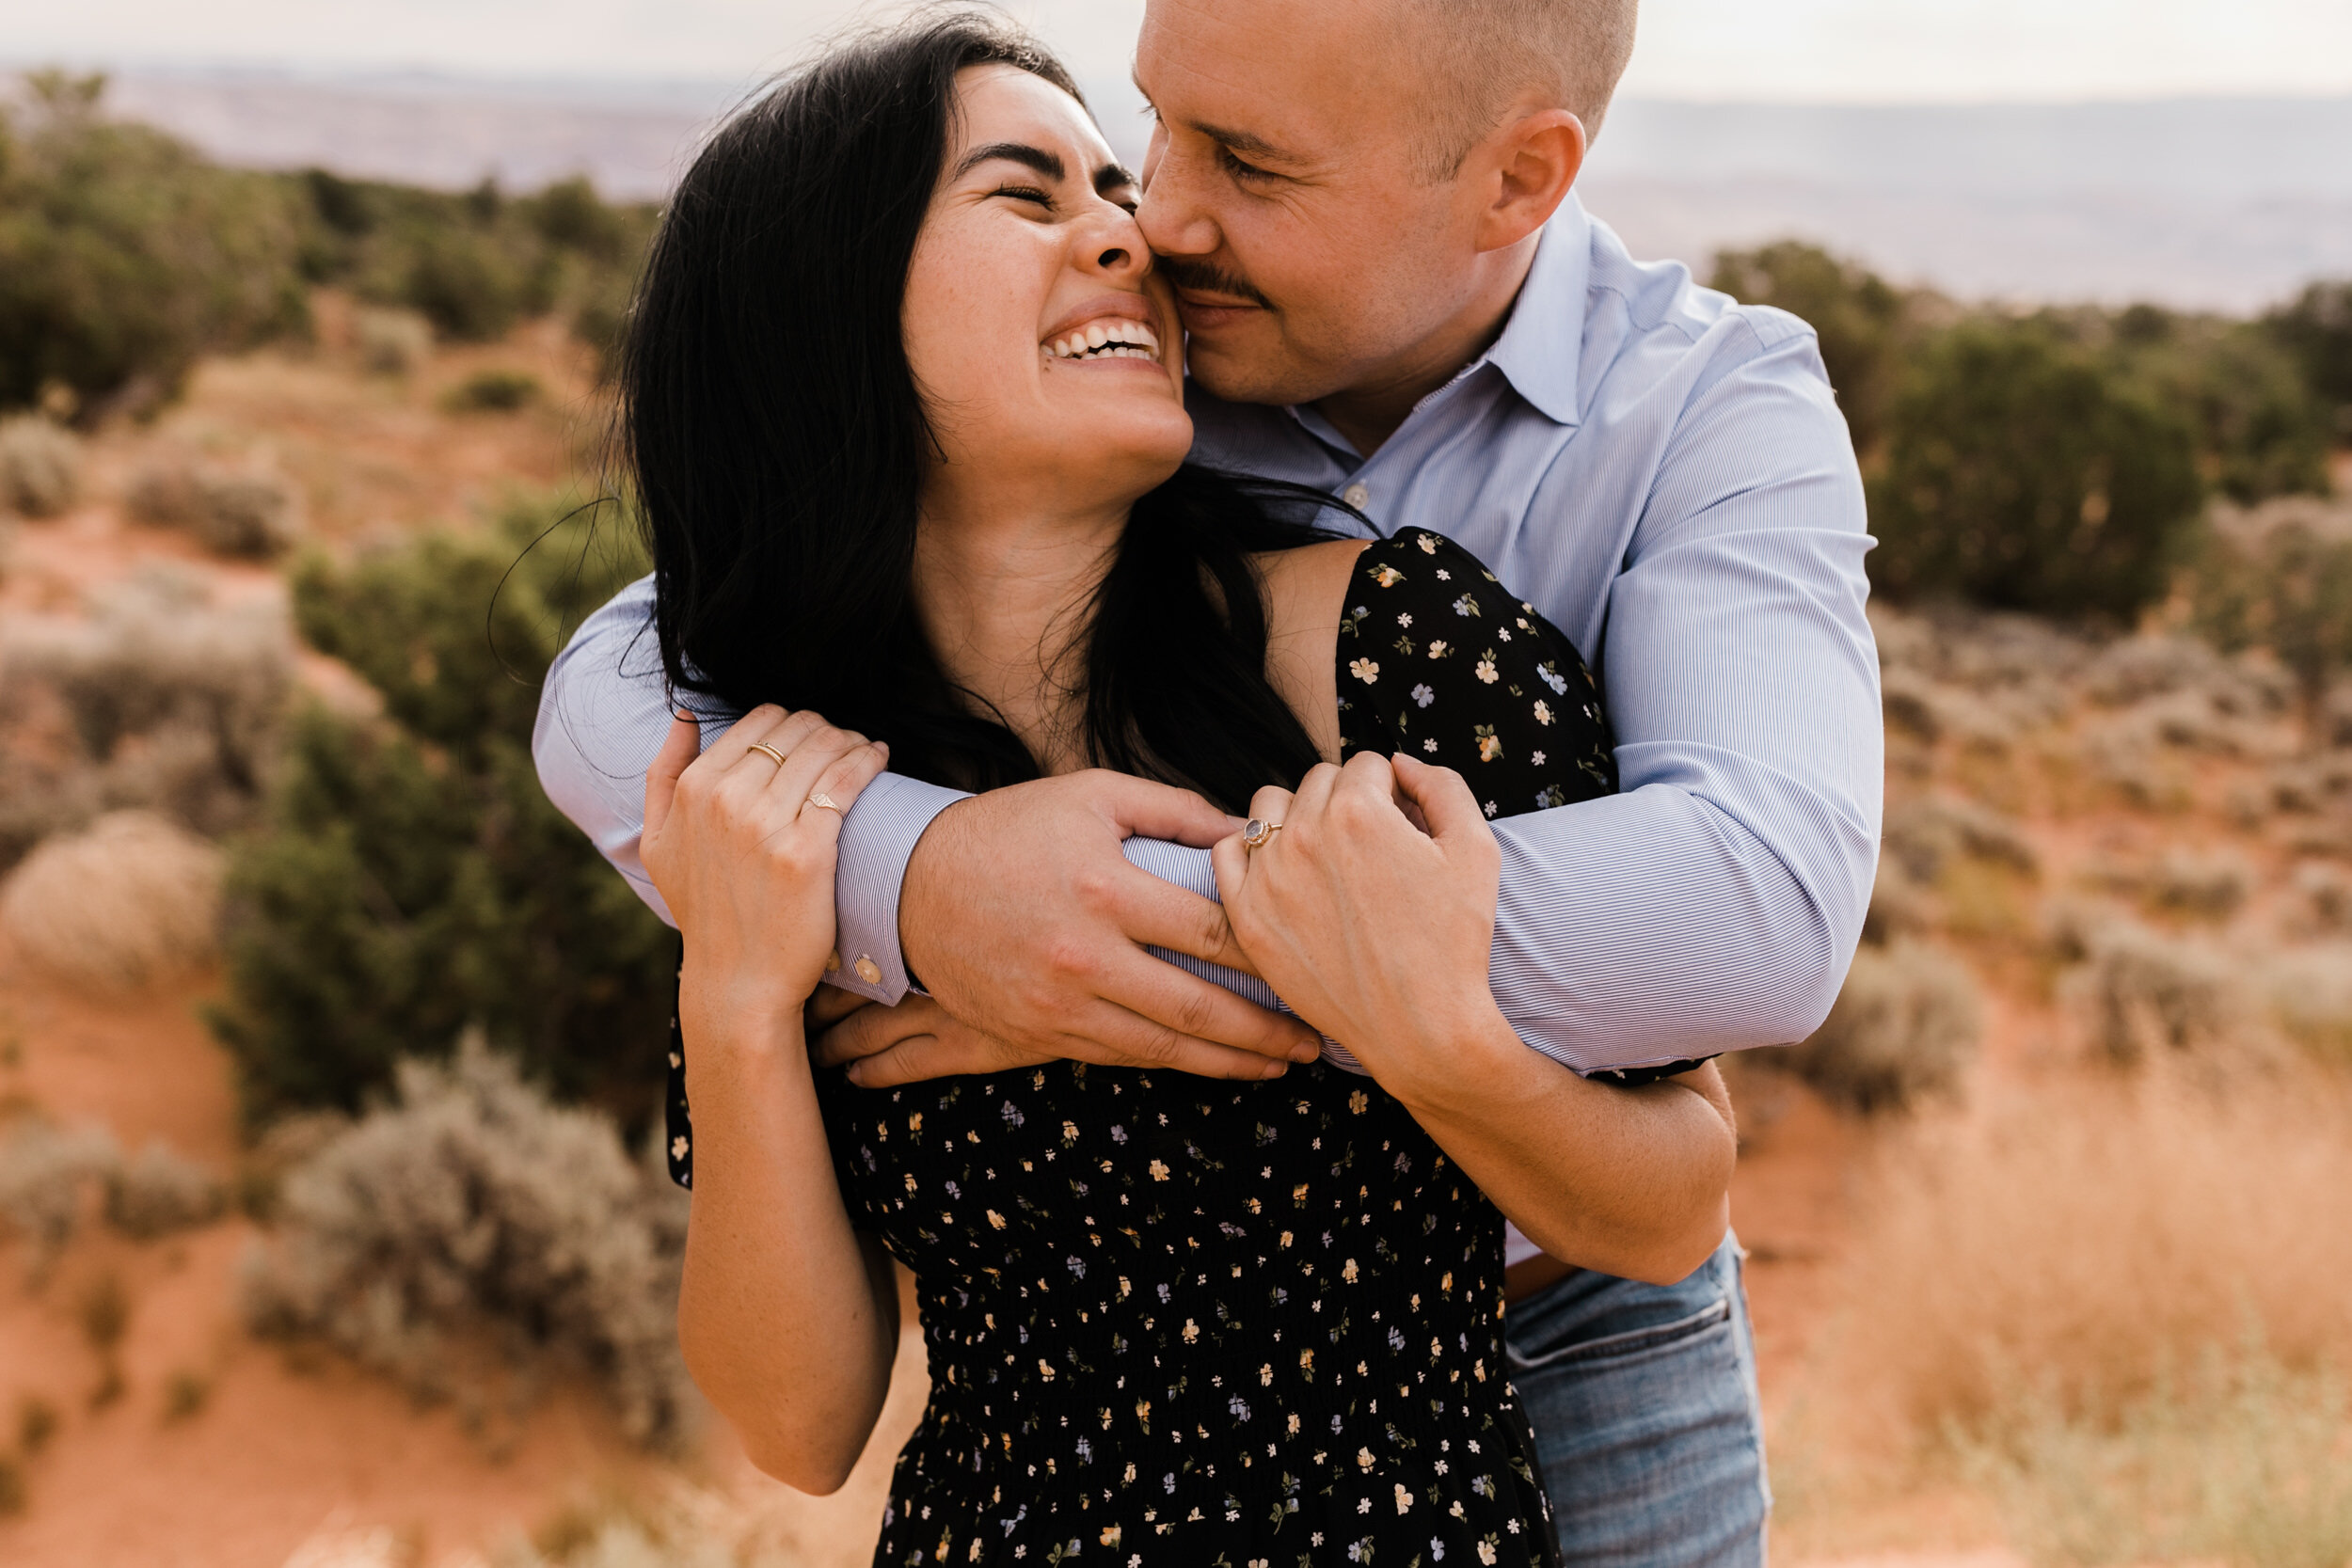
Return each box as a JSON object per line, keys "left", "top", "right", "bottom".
{"left": 951, "top": 63, "right": 1113, "bottom": 171}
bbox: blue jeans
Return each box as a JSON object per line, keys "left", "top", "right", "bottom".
{"left": 1503, "top": 1235, "right": 1770, "bottom": 1567}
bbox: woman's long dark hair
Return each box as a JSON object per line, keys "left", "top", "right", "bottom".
{"left": 621, "top": 10, "right": 1330, "bottom": 813}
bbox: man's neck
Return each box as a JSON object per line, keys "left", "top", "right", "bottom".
{"left": 1308, "top": 237, "right": 1539, "bottom": 459}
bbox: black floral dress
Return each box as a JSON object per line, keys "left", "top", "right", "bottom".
{"left": 668, "top": 530, "right": 1620, "bottom": 1567}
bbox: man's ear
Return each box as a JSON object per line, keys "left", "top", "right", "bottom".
{"left": 1472, "top": 108, "right": 1586, "bottom": 255}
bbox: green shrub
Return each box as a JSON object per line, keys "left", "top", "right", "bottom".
{"left": 2266, "top": 278, "right": 2352, "bottom": 437}
{"left": 208, "top": 497, "right": 672, "bottom": 1127}
{"left": 240, "top": 1038, "right": 694, "bottom": 1448}
{"left": 1710, "top": 240, "right": 1910, "bottom": 455}
{"left": 1869, "top": 319, "right": 2204, "bottom": 621}
{"left": 2110, "top": 308, "right": 2331, "bottom": 503}
{"left": 0, "top": 72, "right": 308, "bottom": 420}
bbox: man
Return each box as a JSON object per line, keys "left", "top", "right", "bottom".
{"left": 536, "top": 0, "right": 1881, "bottom": 1560}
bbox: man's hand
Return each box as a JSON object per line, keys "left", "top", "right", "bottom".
{"left": 811, "top": 994, "right": 1055, "bottom": 1087}
{"left": 895, "top": 770, "right": 1324, "bottom": 1082}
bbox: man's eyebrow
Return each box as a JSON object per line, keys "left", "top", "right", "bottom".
{"left": 955, "top": 142, "right": 1065, "bottom": 182}
{"left": 1193, "top": 120, "right": 1298, "bottom": 166}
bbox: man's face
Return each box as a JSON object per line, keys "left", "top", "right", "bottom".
{"left": 1134, "top": 0, "right": 1491, "bottom": 411}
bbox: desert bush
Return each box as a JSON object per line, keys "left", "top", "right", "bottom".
{"left": 1882, "top": 796, "right": 2039, "bottom": 883}
{"left": 441, "top": 369, "right": 541, "bottom": 414}
{"left": 1778, "top": 940, "right": 1983, "bottom": 1114}
{"left": 1816, "top": 1074, "right": 2352, "bottom": 1455}
{"left": 2192, "top": 513, "right": 2352, "bottom": 731}
{"left": 2141, "top": 848, "right": 2252, "bottom": 920}
{"left": 0, "top": 415, "right": 79, "bottom": 515}
{"left": 104, "top": 1140, "right": 224, "bottom": 1239}
{"left": 2057, "top": 910, "right": 2236, "bottom": 1065}
{"left": 127, "top": 460, "right": 304, "bottom": 559}
{"left": 0, "top": 1117, "right": 119, "bottom": 1275}
{"left": 241, "top": 1038, "right": 694, "bottom": 1447}
{"left": 0, "top": 578, "right": 292, "bottom": 864}
{"left": 1710, "top": 241, "right": 1912, "bottom": 455}
{"left": 208, "top": 497, "right": 672, "bottom": 1125}
{"left": 2295, "top": 863, "right": 2352, "bottom": 933}
{"left": 0, "top": 72, "right": 308, "bottom": 420}
{"left": 1869, "top": 318, "right": 2203, "bottom": 621}
{"left": 0, "top": 812, "right": 224, "bottom": 993}
{"left": 352, "top": 306, "right": 432, "bottom": 374}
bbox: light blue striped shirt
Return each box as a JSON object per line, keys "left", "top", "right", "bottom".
{"left": 533, "top": 195, "right": 1883, "bottom": 1077}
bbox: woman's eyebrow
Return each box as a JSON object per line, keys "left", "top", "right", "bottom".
{"left": 956, "top": 142, "right": 1065, "bottom": 182}
{"left": 1095, "top": 161, "right": 1139, "bottom": 196}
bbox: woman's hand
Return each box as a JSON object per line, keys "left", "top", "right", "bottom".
{"left": 1211, "top": 751, "right": 1505, "bottom": 1094}
{"left": 1214, "top": 750, "right": 1736, "bottom": 1284}
{"left": 642, "top": 705, "right": 890, "bottom": 1031}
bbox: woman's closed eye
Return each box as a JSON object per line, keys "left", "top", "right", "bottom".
{"left": 993, "top": 182, "right": 1055, "bottom": 209}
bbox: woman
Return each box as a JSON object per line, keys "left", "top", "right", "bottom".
{"left": 627, "top": 15, "right": 1737, "bottom": 1564}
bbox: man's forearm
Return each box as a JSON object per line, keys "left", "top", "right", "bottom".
{"left": 531, "top": 573, "right": 970, "bottom": 1003}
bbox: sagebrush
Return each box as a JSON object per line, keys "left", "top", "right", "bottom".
{"left": 242, "top": 1039, "right": 695, "bottom": 1447}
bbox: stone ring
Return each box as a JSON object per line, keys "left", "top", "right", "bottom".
{"left": 1240, "top": 818, "right": 1283, "bottom": 851}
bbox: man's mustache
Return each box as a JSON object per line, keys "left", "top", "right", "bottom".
{"left": 1154, "top": 255, "right": 1273, "bottom": 310}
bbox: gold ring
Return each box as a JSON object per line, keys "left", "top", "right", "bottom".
{"left": 748, "top": 742, "right": 787, "bottom": 768}
{"left": 804, "top": 791, "right": 842, "bottom": 816}
{"left": 1240, "top": 817, "right": 1283, "bottom": 850}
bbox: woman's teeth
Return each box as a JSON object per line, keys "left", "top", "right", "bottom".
{"left": 1045, "top": 321, "right": 1161, "bottom": 362}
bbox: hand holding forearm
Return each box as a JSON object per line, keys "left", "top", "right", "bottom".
{"left": 1213, "top": 752, "right": 1736, "bottom": 1283}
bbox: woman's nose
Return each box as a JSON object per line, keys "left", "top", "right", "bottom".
{"left": 1080, "top": 208, "right": 1150, "bottom": 279}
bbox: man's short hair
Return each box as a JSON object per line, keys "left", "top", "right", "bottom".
{"left": 1404, "top": 0, "right": 1639, "bottom": 179}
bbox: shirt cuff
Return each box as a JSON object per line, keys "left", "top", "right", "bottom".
{"left": 830, "top": 772, "right": 970, "bottom": 1004}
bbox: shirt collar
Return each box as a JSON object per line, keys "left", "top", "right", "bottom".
{"left": 1281, "top": 194, "right": 1593, "bottom": 455}
{"left": 1481, "top": 194, "right": 1591, "bottom": 428}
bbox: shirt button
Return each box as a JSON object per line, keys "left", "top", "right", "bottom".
{"left": 824, "top": 949, "right": 842, "bottom": 974}
{"left": 854, "top": 955, "right": 883, "bottom": 986}
{"left": 1341, "top": 483, "right": 1371, "bottom": 511}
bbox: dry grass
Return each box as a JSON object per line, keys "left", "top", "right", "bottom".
{"left": 0, "top": 811, "right": 225, "bottom": 994}
{"left": 1814, "top": 1071, "right": 2352, "bottom": 1445}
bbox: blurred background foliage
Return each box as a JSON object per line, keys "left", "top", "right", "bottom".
{"left": 206, "top": 499, "right": 674, "bottom": 1130}
{"left": 0, "top": 71, "right": 650, "bottom": 427}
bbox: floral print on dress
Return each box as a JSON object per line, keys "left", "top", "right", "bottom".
{"left": 658, "top": 526, "right": 1713, "bottom": 1563}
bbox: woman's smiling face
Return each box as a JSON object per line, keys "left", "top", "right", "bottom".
{"left": 902, "top": 65, "right": 1192, "bottom": 511}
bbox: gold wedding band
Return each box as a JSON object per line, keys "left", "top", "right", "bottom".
{"left": 804, "top": 791, "right": 843, "bottom": 816}
{"left": 748, "top": 742, "right": 788, "bottom": 768}
{"left": 1241, "top": 817, "right": 1283, "bottom": 850}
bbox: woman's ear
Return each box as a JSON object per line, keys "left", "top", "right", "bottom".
{"left": 1472, "top": 107, "right": 1586, "bottom": 256}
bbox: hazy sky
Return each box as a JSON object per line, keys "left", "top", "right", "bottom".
{"left": 8, "top": 0, "right": 2350, "bottom": 102}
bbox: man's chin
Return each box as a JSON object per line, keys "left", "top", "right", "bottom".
{"left": 1183, "top": 336, "right": 1320, "bottom": 410}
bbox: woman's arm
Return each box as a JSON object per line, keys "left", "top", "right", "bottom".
{"left": 640, "top": 705, "right": 899, "bottom": 1492}
{"left": 1213, "top": 752, "right": 1737, "bottom": 1285}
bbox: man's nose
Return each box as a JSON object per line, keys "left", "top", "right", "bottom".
{"left": 1135, "top": 150, "right": 1218, "bottom": 259}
